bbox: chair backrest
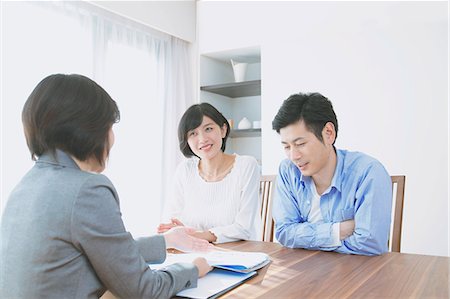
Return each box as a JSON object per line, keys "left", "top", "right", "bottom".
{"left": 389, "top": 175, "right": 406, "bottom": 252}
{"left": 260, "top": 175, "right": 276, "bottom": 242}
{"left": 258, "top": 174, "right": 406, "bottom": 249}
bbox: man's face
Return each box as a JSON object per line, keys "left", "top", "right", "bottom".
{"left": 279, "top": 120, "right": 335, "bottom": 177}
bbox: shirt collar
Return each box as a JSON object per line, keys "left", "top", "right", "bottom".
{"left": 37, "top": 149, "right": 80, "bottom": 170}
{"left": 329, "top": 149, "right": 344, "bottom": 193}
{"left": 296, "top": 148, "right": 344, "bottom": 193}
{"left": 296, "top": 163, "right": 309, "bottom": 188}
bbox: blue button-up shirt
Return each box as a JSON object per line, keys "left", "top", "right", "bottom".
{"left": 273, "top": 149, "right": 392, "bottom": 256}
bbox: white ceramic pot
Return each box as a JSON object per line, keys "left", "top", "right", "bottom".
{"left": 252, "top": 120, "right": 261, "bottom": 129}
{"left": 231, "top": 59, "right": 248, "bottom": 82}
{"left": 238, "top": 117, "right": 252, "bottom": 130}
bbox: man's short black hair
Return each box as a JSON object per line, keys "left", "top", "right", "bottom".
{"left": 178, "top": 102, "right": 230, "bottom": 158}
{"left": 22, "top": 74, "right": 120, "bottom": 166}
{"left": 272, "top": 92, "right": 338, "bottom": 144}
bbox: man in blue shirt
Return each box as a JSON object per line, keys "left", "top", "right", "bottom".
{"left": 272, "top": 92, "right": 392, "bottom": 255}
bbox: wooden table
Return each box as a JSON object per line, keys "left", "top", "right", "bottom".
{"left": 216, "top": 241, "right": 449, "bottom": 299}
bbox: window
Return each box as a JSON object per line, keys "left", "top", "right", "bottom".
{"left": 1, "top": 2, "right": 191, "bottom": 237}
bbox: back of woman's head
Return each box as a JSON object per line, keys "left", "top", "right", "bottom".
{"left": 22, "top": 74, "right": 120, "bottom": 166}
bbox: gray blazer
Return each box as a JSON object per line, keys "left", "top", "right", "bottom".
{"left": 0, "top": 150, "right": 198, "bottom": 298}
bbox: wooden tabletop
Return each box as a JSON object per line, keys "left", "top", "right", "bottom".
{"left": 215, "top": 241, "right": 449, "bottom": 298}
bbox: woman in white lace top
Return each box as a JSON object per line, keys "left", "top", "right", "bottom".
{"left": 158, "top": 103, "right": 261, "bottom": 243}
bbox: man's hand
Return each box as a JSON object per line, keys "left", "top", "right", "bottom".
{"left": 157, "top": 218, "right": 184, "bottom": 233}
{"left": 192, "top": 257, "right": 213, "bottom": 277}
{"left": 339, "top": 220, "right": 355, "bottom": 240}
{"left": 163, "top": 226, "right": 213, "bottom": 252}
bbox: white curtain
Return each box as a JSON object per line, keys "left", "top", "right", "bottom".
{"left": 161, "top": 37, "right": 196, "bottom": 220}
{"left": 1, "top": 1, "right": 194, "bottom": 237}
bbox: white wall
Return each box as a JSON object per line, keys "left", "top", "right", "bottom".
{"left": 90, "top": 0, "right": 196, "bottom": 42}
{"left": 198, "top": 1, "right": 449, "bottom": 256}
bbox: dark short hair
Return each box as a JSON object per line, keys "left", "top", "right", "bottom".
{"left": 178, "top": 102, "right": 230, "bottom": 158}
{"left": 22, "top": 74, "right": 120, "bottom": 166}
{"left": 272, "top": 92, "right": 338, "bottom": 144}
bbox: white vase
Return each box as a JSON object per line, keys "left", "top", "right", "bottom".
{"left": 231, "top": 59, "right": 248, "bottom": 82}
{"left": 252, "top": 120, "right": 261, "bottom": 129}
{"left": 238, "top": 117, "right": 252, "bottom": 130}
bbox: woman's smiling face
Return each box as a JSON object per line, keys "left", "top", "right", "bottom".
{"left": 187, "top": 116, "right": 227, "bottom": 160}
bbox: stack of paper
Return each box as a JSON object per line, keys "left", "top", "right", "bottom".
{"left": 204, "top": 251, "right": 270, "bottom": 273}
{"left": 175, "top": 268, "right": 256, "bottom": 299}
{"left": 150, "top": 250, "right": 270, "bottom": 273}
{"left": 148, "top": 251, "right": 270, "bottom": 299}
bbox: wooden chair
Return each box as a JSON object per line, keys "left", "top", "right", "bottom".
{"left": 260, "top": 175, "right": 276, "bottom": 242}
{"left": 389, "top": 175, "right": 406, "bottom": 252}
{"left": 258, "top": 174, "right": 406, "bottom": 250}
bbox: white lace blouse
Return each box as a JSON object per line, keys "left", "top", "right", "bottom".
{"left": 163, "top": 154, "right": 262, "bottom": 243}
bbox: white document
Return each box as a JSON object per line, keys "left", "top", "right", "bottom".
{"left": 148, "top": 253, "right": 259, "bottom": 299}
{"left": 205, "top": 251, "right": 270, "bottom": 273}
{"left": 176, "top": 268, "right": 256, "bottom": 299}
{"left": 150, "top": 251, "right": 270, "bottom": 273}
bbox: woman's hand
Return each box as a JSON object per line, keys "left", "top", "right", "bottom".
{"left": 190, "top": 230, "right": 217, "bottom": 243}
{"left": 163, "top": 226, "right": 213, "bottom": 252}
{"left": 157, "top": 218, "right": 184, "bottom": 233}
{"left": 192, "top": 257, "right": 213, "bottom": 278}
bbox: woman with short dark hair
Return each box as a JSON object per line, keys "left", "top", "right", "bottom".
{"left": 0, "top": 74, "right": 212, "bottom": 299}
{"left": 158, "top": 103, "right": 261, "bottom": 243}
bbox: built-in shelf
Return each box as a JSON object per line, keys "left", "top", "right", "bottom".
{"left": 200, "top": 80, "right": 261, "bottom": 98}
{"left": 229, "top": 128, "right": 261, "bottom": 138}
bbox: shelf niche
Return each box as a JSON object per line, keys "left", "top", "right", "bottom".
{"left": 200, "top": 46, "right": 262, "bottom": 164}
{"left": 229, "top": 128, "right": 261, "bottom": 138}
{"left": 200, "top": 80, "right": 261, "bottom": 98}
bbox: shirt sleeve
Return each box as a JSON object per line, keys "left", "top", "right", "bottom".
{"left": 71, "top": 174, "right": 198, "bottom": 298}
{"left": 336, "top": 162, "right": 392, "bottom": 255}
{"left": 273, "top": 165, "right": 339, "bottom": 250}
{"left": 135, "top": 236, "right": 166, "bottom": 263}
{"left": 330, "top": 223, "right": 342, "bottom": 247}
{"left": 209, "top": 157, "right": 261, "bottom": 243}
